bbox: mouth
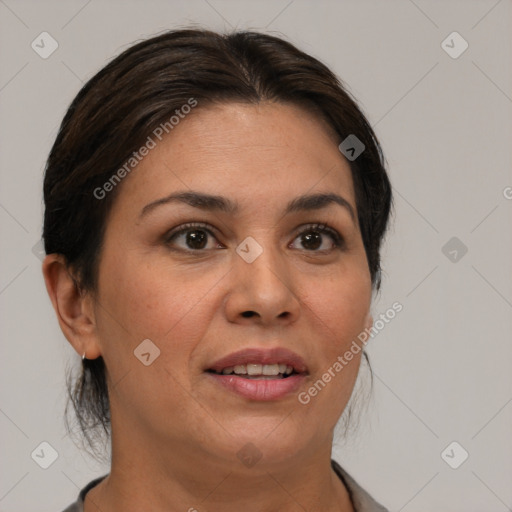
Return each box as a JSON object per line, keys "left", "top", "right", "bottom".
{"left": 204, "top": 347, "right": 308, "bottom": 401}
{"left": 206, "top": 363, "right": 300, "bottom": 380}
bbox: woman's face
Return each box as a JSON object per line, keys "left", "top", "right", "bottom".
{"left": 90, "top": 102, "right": 373, "bottom": 467}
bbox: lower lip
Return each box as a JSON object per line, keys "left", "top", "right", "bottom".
{"left": 205, "top": 372, "right": 306, "bottom": 401}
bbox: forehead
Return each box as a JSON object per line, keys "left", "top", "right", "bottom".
{"left": 112, "top": 101, "right": 355, "bottom": 216}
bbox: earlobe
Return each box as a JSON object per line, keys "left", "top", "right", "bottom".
{"left": 42, "top": 254, "right": 102, "bottom": 360}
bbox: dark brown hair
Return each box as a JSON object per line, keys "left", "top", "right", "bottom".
{"left": 43, "top": 28, "right": 392, "bottom": 460}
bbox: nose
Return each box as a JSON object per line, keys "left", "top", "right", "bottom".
{"left": 223, "top": 240, "right": 301, "bottom": 327}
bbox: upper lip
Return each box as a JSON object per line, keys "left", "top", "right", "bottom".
{"left": 206, "top": 347, "right": 308, "bottom": 374}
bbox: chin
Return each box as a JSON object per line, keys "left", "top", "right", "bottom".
{"left": 221, "top": 420, "right": 311, "bottom": 462}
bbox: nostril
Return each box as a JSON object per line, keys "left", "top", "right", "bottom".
{"left": 241, "top": 311, "right": 256, "bottom": 318}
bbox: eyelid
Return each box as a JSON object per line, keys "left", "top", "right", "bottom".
{"left": 165, "top": 221, "right": 216, "bottom": 239}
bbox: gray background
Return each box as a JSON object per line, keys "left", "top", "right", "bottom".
{"left": 1, "top": 1, "right": 511, "bottom": 511}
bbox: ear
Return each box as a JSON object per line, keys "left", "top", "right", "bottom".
{"left": 42, "top": 254, "right": 102, "bottom": 359}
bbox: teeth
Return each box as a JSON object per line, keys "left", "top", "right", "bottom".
{"left": 233, "top": 365, "right": 247, "bottom": 375}
{"left": 247, "top": 364, "right": 262, "bottom": 375}
{"left": 262, "top": 364, "right": 279, "bottom": 376}
{"left": 243, "top": 375, "right": 284, "bottom": 380}
{"left": 216, "top": 363, "right": 296, "bottom": 376}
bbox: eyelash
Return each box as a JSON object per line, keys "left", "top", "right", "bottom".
{"left": 164, "top": 222, "right": 344, "bottom": 253}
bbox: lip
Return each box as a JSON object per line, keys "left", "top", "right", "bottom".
{"left": 206, "top": 347, "right": 308, "bottom": 374}
{"left": 206, "top": 372, "right": 307, "bottom": 401}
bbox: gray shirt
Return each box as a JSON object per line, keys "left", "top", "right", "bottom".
{"left": 62, "top": 459, "right": 388, "bottom": 512}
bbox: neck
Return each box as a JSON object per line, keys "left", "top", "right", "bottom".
{"left": 84, "top": 431, "right": 354, "bottom": 512}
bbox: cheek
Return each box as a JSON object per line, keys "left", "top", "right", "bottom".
{"left": 301, "top": 265, "right": 372, "bottom": 351}
{"left": 96, "top": 252, "right": 225, "bottom": 364}
{"left": 297, "top": 269, "right": 370, "bottom": 421}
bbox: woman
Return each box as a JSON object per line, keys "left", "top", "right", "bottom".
{"left": 42, "top": 28, "right": 392, "bottom": 512}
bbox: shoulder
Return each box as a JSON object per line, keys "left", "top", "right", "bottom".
{"left": 60, "top": 474, "right": 108, "bottom": 512}
{"left": 331, "top": 459, "right": 389, "bottom": 512}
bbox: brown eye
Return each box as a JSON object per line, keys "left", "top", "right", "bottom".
{"left": 300, "top": 231, "right": 323, "bottom": 250}
{"left": 290, "top": 223, "right": 344, "bottom": 252}
{"left": 182, "top": 229, "right": 208, "bottom": 250}
{"left": 165, "top": 223, "right": 221, "bottom": 252}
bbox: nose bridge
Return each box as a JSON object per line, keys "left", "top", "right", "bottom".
{"left": 245, "top": 244, "right": 284, "bottom": 289}
{"left": 237, "top": 234, "right": 288, "bottom": 294}
{"left": 225, "top": 233, "right": 300, "bottom": 323}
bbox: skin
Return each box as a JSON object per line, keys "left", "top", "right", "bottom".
{"left": 43, "top": 101, "right": 374, "bottom": 512}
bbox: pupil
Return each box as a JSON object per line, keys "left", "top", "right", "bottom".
{"left": 302, "top": 231, "right": 321, "bottom": 250}
{"left": 187, "top": 230, "right": 207, "bottom": 249}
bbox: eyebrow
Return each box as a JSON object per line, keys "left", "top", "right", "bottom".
{"left": 139, "top": 191, "right": 355, "bottom": 222}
